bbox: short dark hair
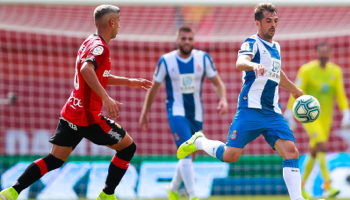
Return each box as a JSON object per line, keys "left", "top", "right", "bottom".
{"left": 316, "top": 41, "right": 331, "bottom": 51}
{"left": 94, "top": 5, "right": 120, "bottom": 21}
{"left": 254, "top": 3, "right": 277, "bottom": 21}
{"left": 177, "top": 26, "right": 194, "bottom": 37}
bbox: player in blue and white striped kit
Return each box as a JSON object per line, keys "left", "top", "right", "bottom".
{"left": 139, "top": 26, "right": 228, "bottom": 200}
{"left": 177, "top": 3, "right": 305, "bottom": 200}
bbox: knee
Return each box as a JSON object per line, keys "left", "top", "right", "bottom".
{"left": 117, "top": 142, "right": 136, "bottom": 161}
{"left": 316, "top": 142, "right": 327, "bottom": 152}
{"left": 43, "top": 154, "right": 65, "bottom": 170}
{"left": 222, "top": 151, "right": 241, "bottom": 163}
{"left": 285, "top": 146, "right": 299, "bottom": 159}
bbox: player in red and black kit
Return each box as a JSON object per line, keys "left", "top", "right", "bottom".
{"left": 0, "top": 5, "right": 152, "bottom": 200}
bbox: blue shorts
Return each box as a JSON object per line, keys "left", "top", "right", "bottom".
{"left": 168, "top": 116, "right": 202, "bottom": 148}
{"left": 226, "top": 108, "right": 295, "bottom": 150}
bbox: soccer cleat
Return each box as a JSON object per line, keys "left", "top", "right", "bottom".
{"left": 97, "top": 191, "right": 118, "bottom": 200}
{"left": 322, "top": 180, "right": 340, "bottom": 198}
{"left": 191, "top": 197, "right": 199, "bottom": 200}
{"left": 324, "top": 187, "right": 340, "bottom": 198}
{"left": 166, "top": 188, "right": 179, "bottom": 200}
{"left": 301, "top": 188, "right": 311, "bottom": 199}
{"left": 0, "top": 187, "right": 19, "bottom": 200}
{"left": 177, "top": 131, "right": 204, "bottom": 159}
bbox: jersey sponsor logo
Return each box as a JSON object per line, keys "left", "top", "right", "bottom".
{"left": 93, "top": 46, "right": 104, "bottom": 55}
{"left": 68, "top": 96, "right": 83, "bottom": 109}
{"left": 180, "top": 74, "right": 195, "bottom": 94}
{"left": 268, "top": 58, "right": 281, "bottom": 82}
{"left": 103, "top": 70, "right": 110, "bottom": 77}
{"left": 321, "top": 83, "right": 330, "bottom": 92}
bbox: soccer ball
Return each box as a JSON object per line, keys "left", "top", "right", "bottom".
{"left": 292, "top": 95, "right": 321, "bottom": 123}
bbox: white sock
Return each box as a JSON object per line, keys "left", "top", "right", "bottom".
{"left": 179, "top": 158, "right": 196, "bottom": 198}
{"left": 169, "top": 161, "right": 182, "bottom": 192}
{"left": 283, "top": 167, "right": 304, "bottom": 200}
{"left": 194, "top": 137, "right": 225, "bottom": 158}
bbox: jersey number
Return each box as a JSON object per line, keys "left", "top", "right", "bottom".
{"left": 74, "top": 55, "right": 80, "bottom": 90}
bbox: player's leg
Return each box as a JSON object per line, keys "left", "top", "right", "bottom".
{"left": 102, "top": 133, "right": 135, "bottom": 200}
{"left": 315, "top": 142, "right": 340, "bottom": 197}
{"left": 274, "top": 139, "right": 304, "bottom": 200}
{"left": 301, "top": 122, "right": 322, "bottom": 188}
{"left": 167, "top": 161, "right": 181, "bottom": 200}
{"left": 169, "top": 116, "right": 198, "bottom": 200}
{"left": 178, "top": 108, "right": 261, "bottom": 163}
{"left": 300, "top": 146, "right": 315, "bottom": 199}
{"left": 83, "top": 116, "right": 135, "bottom": 200}
{"left": 1, "top": 118, "right": 79, "bottom": 200}
{"left": 264, "top": 112, "right": 304, "bottom": 200}
{"left": 186, "top": 132, "right": 243, "bottom": 163}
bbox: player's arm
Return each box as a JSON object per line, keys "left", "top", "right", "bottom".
{"left": 284, "top": 67, "right": 305, "bottom": 129}
{"left": 139, "top": 57, "right": 167, "bottom": 130}
{"left": 236, "top": 55, "right": 266, "bottom": 76}
{"left": 139, "top": 81, "right": 162, "bottom": 130}
{"left": 80, "top": 61, "right": 121, "bottom": 119}
{"left": 209, "top": 75, "right": 228, "bottom": 115}
{"left": 335, "top": 67, "right": 350, "bottom": 128}
{"left": 108, "top": 75, "right": 152, "bottom": 91}
{"left": 280, "top": 70, "right": 303, "bottom": 99}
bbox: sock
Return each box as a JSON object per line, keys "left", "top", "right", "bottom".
{"left": 178, "top": 158, "right": 196, "bottom": 198}
{"left": 194, "top": 137, "right": 225, "bottom": 161}
{"left": 103, "top": 142, "right": 136, "bottom": 195}
{"left": 302, "top": 155, "right": 315, "bottom": 187}
{"left": 282, "top": 159, "right": 304, "bottom": 200}
{"left": 13, "top": 154, "right": 64, "bottom": 193}
{"left": 169, "top": 161, "right": 183, "bottom": 192}
{"left": 316, "top": 152, "right": 330, "bottom": 188}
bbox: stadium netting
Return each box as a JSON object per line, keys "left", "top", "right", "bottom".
{"left": 1, "top": 4, "right": 350, "bottom": 156}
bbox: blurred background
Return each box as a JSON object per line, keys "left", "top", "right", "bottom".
{"left": 1, "top": 0, "right": 350, "bottom": 199}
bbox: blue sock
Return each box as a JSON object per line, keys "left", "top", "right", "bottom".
{"left": 215, "top": 144, "right": 225, "bottom": 161}
{"left": 282, "top": 159, "right": 299, "bottom": 168}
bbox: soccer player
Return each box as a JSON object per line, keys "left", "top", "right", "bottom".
{"left": 177, "top": 3, "right": 305, "bottom": 200}
{"left": 0, "top": 5, "right": 152, "bottom": 200}
{"left": 139, "top": 26, "right": 228, "bottom": 200}
{"left": 285, "top": 41, "right": 350, "bottom": 198}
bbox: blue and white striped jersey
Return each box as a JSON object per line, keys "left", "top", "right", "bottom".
{"left": 154, "top": 49, "right": 217, "bottom": 122}
{"left": 237, "top": 34, "right": 282, "bottom": 114}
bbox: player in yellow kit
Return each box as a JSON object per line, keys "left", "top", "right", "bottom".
{"left": 285, "top": 41, "right": 350, "bottom": 199}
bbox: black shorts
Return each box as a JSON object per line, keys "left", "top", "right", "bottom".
{"left": 49, "top": 116, "right": 126, "bottom": 149}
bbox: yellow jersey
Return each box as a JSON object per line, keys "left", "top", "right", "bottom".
{"left": 287, "top": 60, "right": 349, "bottom": 144}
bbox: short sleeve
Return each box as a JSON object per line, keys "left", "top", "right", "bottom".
{"left": 84, "top": 45, "right": 106, "bottom": 70}
{"left": 238, "top": 38, "right": 257, "bottom": 57}
{"left": 153, "top": 57, "right": 167, "bottom": 83}
{"left": 204, "top": 53, "right": 217, "bottom": 78}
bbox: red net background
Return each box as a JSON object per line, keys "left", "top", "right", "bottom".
{"left": 1, "top": 5, "right": 350, "bottom": 155}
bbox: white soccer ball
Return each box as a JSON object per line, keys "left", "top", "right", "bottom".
{"left": 292, "top": 95, "right": 321, "bottom": 123}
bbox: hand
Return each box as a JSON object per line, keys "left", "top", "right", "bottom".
{"left": 341, "top": 109, "right": 350, "bottom": 129}
{"left": 253, "top": 64, "right": 266, "bottom": 77}
{"left": 217, "top": 99, "right": 228, "bottom": 115}
{"left": 284, "top": 109, "right": 296, "bottom": 130}
{"left": 103, "top": 96, "right": 122, "bottom": 119}
{"left": 129, "top": 78, "right": 153, "bottom": 91}
{"left": 139, "top": 114, "right": 148, "bottom": 131}
{"left": 291, "top": 87, "right": 303, "bottom": 99}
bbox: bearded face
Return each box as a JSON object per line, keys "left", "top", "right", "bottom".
{"left": 176, "top": 31, "right": 194, "bottom": 57}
